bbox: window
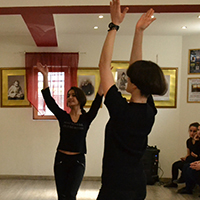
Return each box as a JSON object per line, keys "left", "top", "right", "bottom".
{"left": 25, "top": 52, "right": 78, "bottom": 120}
{"left": 33, "top": 72, "right": 65, "bottom": 119}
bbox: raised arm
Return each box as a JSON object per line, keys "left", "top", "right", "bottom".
{"left": 36, "top": 62, "right": 49, "bottom": 89}
{"left": 129, "top": 9, "right": 156, "bottom": 65}
{"left": 98, "top": 0, "right": 128, "bottom": 96}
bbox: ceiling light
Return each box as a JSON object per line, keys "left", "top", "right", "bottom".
{"left": 151, "top": 15, "right": 155, "bottom": 19}
{"left": 94, "top": 26, "right": 98, "bottom": 30}
{"left": 99, "top": 15, "right": 103, "bottom": 19}
{"left": 181, "top": 26, "right": 187, "bottom": 29}
{"left": 198, "top": 15, "right": 200, "bottom": 19}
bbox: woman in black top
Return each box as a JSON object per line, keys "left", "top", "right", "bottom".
{"left": 164, "top": 122, "right": 200, "bottom": 187}
{"left": 36, "top": 62, "right": 103, "bottom": 200}
{"left": 97, "top": 1, "right": 167, "bottom": 200}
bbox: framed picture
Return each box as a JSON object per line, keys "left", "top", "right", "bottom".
{"left": 154, "top": 68, "right": 177, "bottom": 108}
{"left": 188, "top": 49, "right": 200, "bottom": 74}
{"left": 0, "top": 68, "right": 30, "bottom": 107}
{"left": 187, "top": 78, "right": 200, "bottom": 103}
{"left": 111, "top": 61, "right": 178, "bottom": 108}
{"left": 111, "top": 61, "right": 130, "bottom": 100}
{"left": 77, "top": 67, "right": 100, "bottom": 107}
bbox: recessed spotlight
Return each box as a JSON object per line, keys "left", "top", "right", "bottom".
{"left": 181, "top": 26, "right": 187, "bottom": 29}
{"left": 99, "top": 15, "right": 104, "bottom": 19}
{"left": 94, "top": 26, "right": 98, "bottom": 30}
{"left": 151, "top": 15, "right": 155, "bottom": 19}
{"left": 198, "top": 15, "right": 200, "bottom": 19}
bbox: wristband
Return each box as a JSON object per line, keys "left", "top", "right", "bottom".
{"left": 108, "top": 22, "right": 119, "bottom": 32}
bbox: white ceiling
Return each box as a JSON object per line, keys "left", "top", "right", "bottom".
{"left": 54, "top": 12, "right": 200, "bottom": 36}
{"left": 0, "top": 12, "right": 199, "bottom": 37}
{"left": 0, "top": 0, "right": 200, "bottom": 6}
{"left": 0, "top": 1, "right": 199, "bottom": 47}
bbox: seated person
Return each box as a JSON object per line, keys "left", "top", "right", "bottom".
{"left": 8, "top": 80, "right": 24, "bottom": 100}
{"left": 164, "top": 122, "right": 200, "bottom": 188}
{"left": 177, "top": 161, "right": 200, "bottom": 195}
{"left": 178, "top": 125, "right": 200, "bottom": 194}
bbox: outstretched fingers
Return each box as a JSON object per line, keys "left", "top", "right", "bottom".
{"left": 136, "top": 8, "right": 156, "bottom": 31}
{"left": 110, "top": 0, "right": 129, "bottom": 25}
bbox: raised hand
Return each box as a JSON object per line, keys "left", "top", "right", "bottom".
{"left": 36, "top": 62, "right": 48, "bottom": 76}
{"left": 136, "top": 8, "right": 156, "bottom": 31}
{"left": 35, "top": 62, "right": 49, "bottom": 89}
{"left": 110, "top": 0, "right": 129, "bottom": 25}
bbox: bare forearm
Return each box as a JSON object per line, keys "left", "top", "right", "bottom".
{"left": 43, "top": 74, "right": 49, "bottom": 89}
{"left": 129, "top": 29, "right": 144, "bottom": 65}
{"left": 99, "top": 30, "right": 116, "bottom": 95}
{"left": 99, "top": 30, "right": 116, "bottom": 70}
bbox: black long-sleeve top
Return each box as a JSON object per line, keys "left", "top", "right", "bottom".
{"left": 42, "top": 87, "right": 103, "bottom": 154}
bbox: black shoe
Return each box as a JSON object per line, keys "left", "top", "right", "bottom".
{"left": 176, "top": 177, "right": 185, "bottom": 183}
{"left": 164, "top": 182, "right": 178, "bottom": 188}
{"left": 177, "top": 187, "right": 192, "bottom": 194}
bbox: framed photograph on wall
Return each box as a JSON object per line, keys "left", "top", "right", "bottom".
{"left": 187, "top": 78, "right": 200, "bottom": 103}
{"left": 77, "top": 68, "right": 100, "bottom": 107}
{"left": 111, "top": 61, "right": 178, "bottom": 108}
{"left": 0, "top": 68, "right": 30, "bottom": 107}
{"left": 154, "top": 68, "right": 178, "bottom": 108}
{"left": 188, "top": 49, "right": 200, "bottom": 74}
{"left": 111, "top": 61, "right": 130, "bottom": 99}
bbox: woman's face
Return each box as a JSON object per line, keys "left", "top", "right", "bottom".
{"left": 67, "top": 90, "right": 79, "bottom": 108}
{"left": 189, "top": 126, "right": 198, "bottom": 138}
{"left": 197, "top": 126, "right": 200, "bottom": 138}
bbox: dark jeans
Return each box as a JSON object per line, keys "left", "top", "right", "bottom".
{"left": 54, "top": 151, "right": 85, "bottom": 200}
{"left": 183, "top": 163, "right": 200, "bottom": 192}
{"left": 172, "top": 157, "right": 199, "bottom": 181}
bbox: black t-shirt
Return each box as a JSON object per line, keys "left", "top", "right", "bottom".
{"left": 102, "top": 85, "right": 157, "bottom": 190}
{"left": 42, "top": 87, "right": 103, "bottom": 154}
{"left": 186, "top": 138, "right": 200, "bottom": 162}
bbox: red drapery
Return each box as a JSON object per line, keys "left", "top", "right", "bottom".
{"left": 25, "top": 52, "right": 78, "bottom": 114}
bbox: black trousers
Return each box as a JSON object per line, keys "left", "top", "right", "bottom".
{"left": 172, "top": 156, "right": 198, "bottom": 181}
{"left": 97, "top": 187, "right": 146, "bottom": 200}
{"left": 172, "top": 160, "right": 184, "bottom": 181}
{"left": 183, "top": 163, "right": 200, "bottom": 192}
{"left": 97, "top": 168, "right": 146, "bottom": 200}
{"left": 54, "top": 151, "right": 85, "bottom": 200}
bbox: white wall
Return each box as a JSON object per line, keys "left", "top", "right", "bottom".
{"left": 0, "top": 32, "right": 198, "bottom": 179}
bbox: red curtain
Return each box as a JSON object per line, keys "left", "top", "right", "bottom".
{"left": 25, "top": 52, "right": 78, "bottom": 114}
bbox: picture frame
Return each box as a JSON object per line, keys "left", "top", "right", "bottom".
{"left": 111, "top": 61, "right": 178, "bottom": 108}
{"left": 187, "top": 78, "right": 200, "bottom": 103}
{"left": 77, "top": 67, "right": 100, "bottom": 107}
{"left": 188, "top": 49, "right": 200, "bottom": 74}
{"left": 0, "top": 68, "right": 30, "bottom": 107}
{"left": 154, "top": 68, "right": 177, "bottom": 108}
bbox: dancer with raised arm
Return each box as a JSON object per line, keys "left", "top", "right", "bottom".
{"left": 36, "top": 62, "right": 103, "bottom": 200}
{"left": 97, "top": 1, "right": 167, "bottom": 199}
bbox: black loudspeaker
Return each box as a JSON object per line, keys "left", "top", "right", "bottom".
{"left": 141, "top": 146, "right": 160, "bottom": 185}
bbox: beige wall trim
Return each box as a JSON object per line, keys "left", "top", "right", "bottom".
{"left": 0, "top": 175, "right": 101, "bottom": 181}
